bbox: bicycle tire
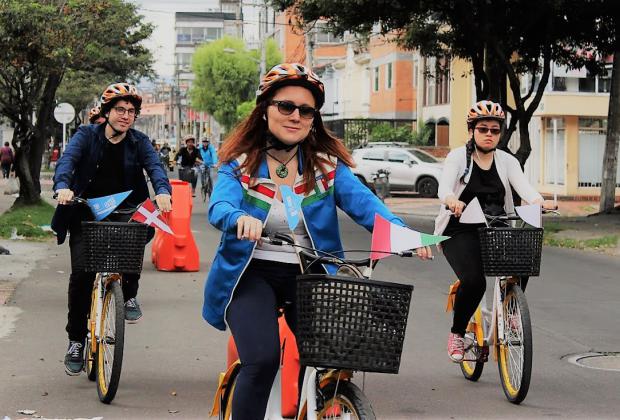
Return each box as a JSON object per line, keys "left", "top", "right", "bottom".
{"left": 460, "top": 330, "right": 485, "bottom": 381}
{"left": 497, "top": 284, "right": 532, "bottom": 404}
{"left": 86, "top": 286, "right": 98, "bottom": 381}
{"left": 96, "top": 281, "right": 125, "bottom": 404}
{"left": 300, "top": 381, "right": 376, "bottom": 420}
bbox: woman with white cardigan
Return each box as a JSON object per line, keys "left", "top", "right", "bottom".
{"left": 436, "top": 100, "right": 556, "bottom": 363}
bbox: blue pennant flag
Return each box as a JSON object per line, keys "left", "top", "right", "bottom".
{"left": 86, "top": 190, "right": 132, "bottom": 221}
{"left": 280, "top": 185, "right": 304, "bottom": 231}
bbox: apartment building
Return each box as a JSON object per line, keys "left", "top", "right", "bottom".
{"left": 174, "top": 10, "right": 242, "bottom": 144}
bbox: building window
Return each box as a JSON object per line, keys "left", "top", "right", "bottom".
{"left": 413, "top": 58, "right": 419, "bottom": 88}
{"left": 423, "top": 57, "right": 450, "bottom": 105}
{"left": 578, "top": 118, "right": 620, "bottom": 187}
{"left": 206, "top": 27, "right": 222, "bottom": 41}
{"left": 373, "top": 67, "right": 379, "bottom": 92}
{"left": 314, "top": 22, "right": 343, "bottom": 44}
{"left": 544, "top": 118, "right": 565, "bottom": 185}
{"left": 552, "top": 77, "right": 567, "bottom": 91}
{"left": 177, "top": 27, "right": 191, "bottom": 43}
{"left": 176, "top": 53, "right": 193, "bottom": 70}
{"left": 386, "top": 63, "right": 393, "bottom": 89}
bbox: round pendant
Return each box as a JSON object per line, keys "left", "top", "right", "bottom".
{"left": 275, "top": 164, "right": 288, "bottom": 178}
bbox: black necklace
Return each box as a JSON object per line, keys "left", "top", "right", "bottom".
{"left": 266, "top": 149, "right": 297, "bottom": 178}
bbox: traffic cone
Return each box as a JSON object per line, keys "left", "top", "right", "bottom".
{"left": 151, "top": 180, "right": 200, "bottom": 271}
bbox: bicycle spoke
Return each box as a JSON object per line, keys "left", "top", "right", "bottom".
{"left": 504, "top": 295, "right": 523, "bottom": 390}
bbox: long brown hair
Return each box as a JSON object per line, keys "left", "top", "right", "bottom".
{"left": 218, "top": 95, "right": 354, "bottom": 193}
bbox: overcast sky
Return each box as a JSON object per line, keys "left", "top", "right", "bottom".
{"left": 130, "top": 0, "right": 260, "bottom": 80}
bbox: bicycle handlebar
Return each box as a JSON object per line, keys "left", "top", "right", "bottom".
{"left": 261, "top": 232, "right": 423, "bottom": 268}
{"left": 444, "top": 205, "right": 560, "bottom": 219}
{"left": 52, "top": 194, "right": 154, "bottom": 215}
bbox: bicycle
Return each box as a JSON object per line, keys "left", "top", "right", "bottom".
{"left": 446, "top": 207, "right": 557, "bottom": 404}
{"left": 61, "top": 196, "right": 149, "bottom": 404}
{"left": 200, "top": 165, "right": 213, "bottom": 202}
{"left": 211, "top": 233, "right": 420, "bottom": 419}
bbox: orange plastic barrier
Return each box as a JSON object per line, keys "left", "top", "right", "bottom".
{"left": 226, "top": 317, "right": 300, "bottom": 416}
{"left": 151, "top": 180, "right": 200, "bottom": 271}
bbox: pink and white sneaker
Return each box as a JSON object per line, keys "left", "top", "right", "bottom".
{"left": 447, "top": 332, "right": 464, "bottom": 362}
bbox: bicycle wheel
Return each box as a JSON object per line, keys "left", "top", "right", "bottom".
{"left": 86, "top": 286, "right": 98, "bottom": 381}
{"left": 497, "top": 284, "right": 532, "bottom": 404}
{"left": 301, "top": 381, "right": 376, "bottom": 420}
{"left": 460, "top": 330, "right": 485, "bottom": 381}
{"left": 96, "top": 280, "right": 125, "bottom": 404}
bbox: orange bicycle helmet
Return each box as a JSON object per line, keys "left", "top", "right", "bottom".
{"left": 100, "top": 82, "right": 142, "bottom": 112}
{"left": 88, "top": 106, "right": 101, "bottom": 123}
{"left": 257, "top": 63, "right": 325, "bottom": 108}
{"left": 467, "top": 100, "right": 506, "bottom": 126}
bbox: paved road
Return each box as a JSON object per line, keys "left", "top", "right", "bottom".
{"left": 1, "top": 197, "right": 619, "bottom": 419}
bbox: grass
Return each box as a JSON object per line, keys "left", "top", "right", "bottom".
{"left": 544, "top": 233, "right": 618, "bottom": 250}
{"left": 0, "top": 201, "right": 55, "bottom": 240}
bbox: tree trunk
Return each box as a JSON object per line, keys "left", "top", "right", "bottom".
{"left": 12, "top": 73, "right": 62, "bottom": 207}
{"left": 599, "top": 51, "right": 620, "bottom": 213}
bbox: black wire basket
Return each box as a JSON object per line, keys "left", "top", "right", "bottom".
{"left": 478, "top": 227, "right": 544, "bottom": 277}
{"left": 296, "top": 274, "right": 413, "bottom": 374}
{"left": 79, "top": 222, "right": 148, "bottom": 273}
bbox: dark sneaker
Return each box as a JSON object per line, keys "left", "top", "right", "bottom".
{"left": 125, "top": 298, "right": 142, "bottom": 323}
{"left": 64, "top": 340, "right": 84, "bottom": 376}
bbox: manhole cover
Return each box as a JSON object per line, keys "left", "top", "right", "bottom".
{"left": 564, "top": 352, "right": 620, "bottom": 372}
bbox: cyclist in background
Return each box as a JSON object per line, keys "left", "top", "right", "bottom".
{"left": 176, "top": 134, "right": 202, "bottom": 196}
{"left": 88, "top": 106, "right": 105, "bottom": 125}
{"left": 203, "top": 63, "right": 432, "bottom": 420}
{"left": 435, "top": 100, "right": 556, "bottom": 363}
{"left": 199, "top": 136, "right": 218, "bottom": 193}
{"left": 52, "top": 82, "right": 172, "bottom": 375}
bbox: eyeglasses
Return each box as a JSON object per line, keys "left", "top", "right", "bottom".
{"left": 475, "top": 127, "right": 501, "bottom": 135}
{"left": 112, "top": 106, "right": 137, "bottom": 117}
{"left": 270, "top": 100, "right": 316, "bottom": 119}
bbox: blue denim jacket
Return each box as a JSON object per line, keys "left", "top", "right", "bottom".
{"left": 51, "top": 124, "right": 171, "bottom": 244}
{"left": 203, "top": 151, "right": 407, "bottom": 331}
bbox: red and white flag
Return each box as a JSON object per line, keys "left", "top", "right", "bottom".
{"left": 131, "top": 199, "right": 173, "bottom": 234}
{"left": 370, "top": 214, "right": 449, "bottom": 261}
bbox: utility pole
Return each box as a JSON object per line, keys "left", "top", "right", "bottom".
{"left": 259, "top": 1, "right": 268, "bottom": 80}
{"left": 305, "top": 26, "right": 314, "bottom": 69}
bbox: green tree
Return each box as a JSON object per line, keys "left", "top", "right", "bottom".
{"left": 0, "top": 0, "right": 153, "bottom": 206}
{"left": 190, "top": 37, "right": 282, "bottom": 132}
{"left": 272, "top": 0, "right": 600, "bottom": 166}
{"left": 56, "top": 69, "right": 112, "bottom": 124}
{"left": 236, "top": 100, "right": 255, "bottom": 123}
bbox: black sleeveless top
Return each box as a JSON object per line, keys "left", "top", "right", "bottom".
{"left": 444, "top": 159, "right": 505, "bottom": 235}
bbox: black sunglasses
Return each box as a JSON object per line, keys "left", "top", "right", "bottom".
{"left": 269, "top": 100, "right": 316, "bottom": 119}
{"left": 475, "top": 127, "right": 502, "bottom": 135}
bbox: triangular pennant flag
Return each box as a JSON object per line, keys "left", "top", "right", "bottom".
{"left": 370, "top": 214, "right": 449, "bottom": 260}
{"left": 131, "top": 199, "right": 174, "bottom": 234}
{"left": 86, "top": 190, "right": 132, "bottom": 221}
{"left": 515, "top": 204, "right": 542, "bottom": 228}
{"left": 460, "top": 197, "right": 487, "bottom": 225}
{"left": 280, "top": 185, "right": 304, "bottom": 231}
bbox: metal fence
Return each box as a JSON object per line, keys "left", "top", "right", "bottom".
{"left": 323, "top": 118, "right": 415, "bottom": 149}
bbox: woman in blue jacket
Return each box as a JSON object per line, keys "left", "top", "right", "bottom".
{"left": 203, "top": 63, "right": 431, "bottom": 418}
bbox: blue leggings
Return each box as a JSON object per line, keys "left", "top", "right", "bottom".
{"left": 226, "top": 258, "right": 300, "bottom": 420}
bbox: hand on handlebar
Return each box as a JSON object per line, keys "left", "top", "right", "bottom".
{"left": 55, "top": 189, "right": 74, "bottom": 205}
{"left": 237, "top": 214, "right": 263, "bottom": 241}
{"left": 155, "top": 194, "right": 172, "bottom": 213}
{"left": 415, "top": 246, "right": 433, "bottom": 261}
{"left": 445, "top": 196, "right": 466, "bottom": 217}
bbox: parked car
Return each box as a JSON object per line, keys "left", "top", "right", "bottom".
{"left": 352, "top": 146, "right": 443, "bottom": 197}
